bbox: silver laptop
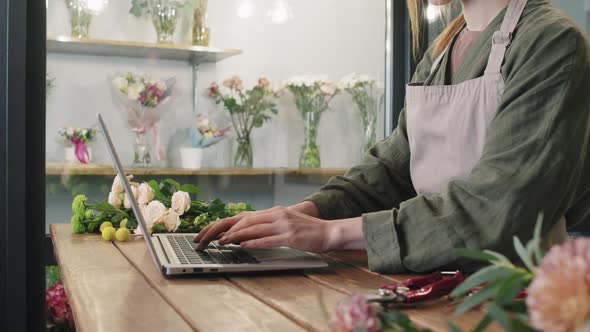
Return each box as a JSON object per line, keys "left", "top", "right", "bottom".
{"left": 97, "top": 113, "right": 328, "bottom": 275}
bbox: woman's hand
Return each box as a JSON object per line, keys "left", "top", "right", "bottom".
{"left": 193, "top": 201, "right": 320, "bottom": 251}
{"left": 194, "top": 205, "right": 365, "bottom": 253}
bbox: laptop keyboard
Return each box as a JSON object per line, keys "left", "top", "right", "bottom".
{"left": 168, "top": 235, "right": 259, "bottom": 265}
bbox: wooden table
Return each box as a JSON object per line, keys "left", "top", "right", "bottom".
{"left": 50, "top": 224, "right": 498, "bottom": 332}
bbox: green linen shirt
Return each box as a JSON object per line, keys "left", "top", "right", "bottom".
{"left": 306, "top": 0, "right": 590, "bottom": 273}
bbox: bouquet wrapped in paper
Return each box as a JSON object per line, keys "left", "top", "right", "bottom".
{"left": 111, "top": 73, "right": 179, "bottom": 166}
{"left": 190, "top": 114, "right": 230, "bottom": 148}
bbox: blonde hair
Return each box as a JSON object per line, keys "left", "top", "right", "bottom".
{"left": 407, "top": 0, "right": 465, "bottom": 60}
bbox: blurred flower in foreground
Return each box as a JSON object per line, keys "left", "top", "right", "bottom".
{"left": 330, "top": 293, "right": 380, "bottom": 332}
{"left": 527, "top": 238, "right": 590, "bottom": 332}
{"left": 46, "top": 282, "right": 73, "bottom": 325}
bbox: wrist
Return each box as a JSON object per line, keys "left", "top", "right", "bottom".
{"left": 324, "top": 217, "right": 365, "bottom": 251}
{"left": 290, "top": 201, "right": 321, "bottom": 218}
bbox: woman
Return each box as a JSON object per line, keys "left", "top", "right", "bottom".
{"left": 196, "top": 0, "right": 590, "bottom": 273}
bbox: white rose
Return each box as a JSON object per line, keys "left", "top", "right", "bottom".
{"left": 144, "top": 200, "right": 167, "bottom": 225}
{"left": 171, "top": 191, "right": 191, "bottom": 215}
{"left": 123, "top": 185, "right": 138, "bottom": 210}
{"left": 111, "top": 174, "right": 134, "bottom": 194}
{"left": 108, "top": 191, "right": 123, "bottom": 208}
{"left": 156, "top": 81, "right": 167, "bottom": 91}
{"left": 127, "top": 83, "right": 145, "bottom": 101}
{"left": 135, "top": 204, "right": 151, "bottom": 236}
{"left": 113, "top": 77, "right": 128, "bottom": 91}
{"left": 156, "top": 209, "right": 181, "bottom": 232}
{"left": 137, "top": 183, "right": 155, "bottom": 205}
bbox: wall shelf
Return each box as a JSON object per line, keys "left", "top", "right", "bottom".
{"left": 47, "top": 36, "right": 242, "bottom": 64}
{"left": 46, "top": 162, "right": 347, "bottom": 177}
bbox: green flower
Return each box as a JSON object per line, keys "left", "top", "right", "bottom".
{"left": 84, "top": 209, "right": 95, "bottom": 220}
{"left": 71, "top": 214, "right": 86, "bottom": 234}
{"left": 72, "top": 195, "right": 88, "bottom": 215}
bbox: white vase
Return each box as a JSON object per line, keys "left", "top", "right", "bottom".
{"left": 180, "top": 148, "right": 203, "bottom": 169}
{"left": 64, "top": 146, "right": 92, "bottom": 164}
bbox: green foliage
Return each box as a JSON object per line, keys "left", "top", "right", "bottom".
{"left": 130, "top": 0, "right": 194, "bottom": 18}
{"left": 452, "top": 214, "right": 546, "bottom": 332}
{"left": 46, "top": 266, "right": 62, "bottom": 289}
{"left": 70, "top": 178, "right": 254, "bottom": 235}
{"left": 378, "top": 310, "right": 431, "bottom": 332}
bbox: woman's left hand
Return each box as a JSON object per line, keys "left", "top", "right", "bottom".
{"left": 216, "top": 207, "right": 335, "bottom": 253}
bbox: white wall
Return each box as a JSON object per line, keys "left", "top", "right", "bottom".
{"left": 46, "top": 0, "right": 386, "bottom": 168}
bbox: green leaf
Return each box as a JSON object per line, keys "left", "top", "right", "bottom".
{"left": 454, "top": 281, "right": 502, "bottom": 316}
{"left": 482, "top": 250, "right": 511, "bottom": 264}
{"left": 448, "top": 322, "right": 464, "bottom": 332}
{"left": 533, "top": 214, "right": 545, "bottom": 264}
{"left": 178, "top": 184, "right": 202, "bottom": 195}
{"left": 451, "top": 265, "right": 513, "bottom": 297}
{"left": 455, "top": 249, "right": 500, "bottom": 263}
{"left": 513, "top": 236, "right": 536, "bottom": 272}
{"left": 503, "top": 300, "right": 528, "bottom": 313}
{"left": 486, "top": 303, "right": 512, "bottom": 331}
{"left": 148, "top": 180, "right": 163, "bottom": 199}
{"left": 163, "top": 178, "right": 181, "bottom": 190}
{"left": 473, "top": 314, "right": 493, "bottom": 332}
{"left": 151, "top": 224, "right": 167, "bottom": 234}
{"left": 494, "top": 273, "right": 527, "bottom": 305}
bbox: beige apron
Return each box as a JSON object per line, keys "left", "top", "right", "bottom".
{"left": 405, "top": 0, "right": 566, "bottom": 248}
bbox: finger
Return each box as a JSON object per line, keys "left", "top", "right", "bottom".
{"left": 194, "top": 212, "right": 247, "bottom": 243}
{"left": 218, "top": 224, "right": 280, "bottom": 245}
{"left": 223, "top": 208, "right": 286, "bottom": 237}
{"left": 240, "top": 235, "right": 290, "bottom": 249}
{"left": 195, "top": 220, "right": 236, "bottom": 251}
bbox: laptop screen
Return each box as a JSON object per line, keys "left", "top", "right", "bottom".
{"left": 97, "top": 113, "right": 162, "bottom": 270}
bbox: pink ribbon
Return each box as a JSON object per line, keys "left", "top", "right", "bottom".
{"left": 71, "top": 138, "right": 90, "bottom": 164}
{"left": 133, "top": 123, "right": 166, "bottom": 161}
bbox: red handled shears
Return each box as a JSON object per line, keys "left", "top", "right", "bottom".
{"left": 366, "top": 271, "right": 465, "bottom": 304}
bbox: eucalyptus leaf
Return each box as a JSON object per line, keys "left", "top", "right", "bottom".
{"left": 450, "top": 265, "right": 514, "bottom": 297}
{"left": 513, "top": 236, "right": 536, "bottom": 272}
{"left": 486, "top": 303, "right": 512, "bottom": 331}
{"left": 494, "top": 273, "right": 527, "bottom": 305}
{"left": 473, "top": 314, "right": 492, "bottom": 332}
{"left": 454, "top": 282, "right": 502, "bottom": 316}
{"left": 456, "top": 249, "right": 500, "bottom": 263}
{"left": 447, "top": 322, "right": 464, "bottom": 332}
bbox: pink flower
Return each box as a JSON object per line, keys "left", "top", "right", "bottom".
{"left": 258, "top": 77, "right": 270, "bottom": 89}
{"left": 208, "top": 82, "right": 219, "bottom": 97}
{"left": 46, "top": 282, "right": 73, "bottom": 325}
{"left": 223, "top": 76, "right": 243, "bottom": 91}
{"left": 330, "top": 294, "right": 380, "bottom": 332}
{"left": 527, "top": 238, "right": 590, "bottom": 332}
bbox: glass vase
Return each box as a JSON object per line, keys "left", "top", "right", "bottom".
{"left": 66, "top": 0, "right": 92, "bottom": 38}
{"left": 133, "top": 131, "right": 152, "bottom": 167}
{"left": 151, "top": 1, "right": 178, "bottom": 44}
{"left": 234, "top": 136, "right": 253, "bottom": 168}
{"left": 192, "top": 0, "right": 211, "bottom": 46}
{"left": 299, "top": 111, "right": 322, "bottom": 169}
{"left": 361, "top": 106, "right": 377, "bottom": 153}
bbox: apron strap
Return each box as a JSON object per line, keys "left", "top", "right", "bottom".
{"left": 484, "top": 0, "right": 529, "bottom": 74}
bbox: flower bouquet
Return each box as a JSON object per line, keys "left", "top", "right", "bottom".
{"left": 208, "top": 76, "right": 278, "bottom": 168}
{"left": 111, "top": 73, "right": 179, "bottom": 167}
{"left": 70, "top": 175, "right": 253, "bottom": 236}
{"left": 57, "top": 127, "right": 96, "bottom": 164}
{"left": 130, "top": 0, "right": 194, "bottom": 43}
{"left": 339, "top": 73, "right": 384, "bottom": 153}
{"left": 282, "top": 75, "right": 339, "bottom": 168}
{"left": 329, "top": 214, "right": 590, "bottom": 332}
{"left": 180, "top": 114, "right": 231, "bottom": 169}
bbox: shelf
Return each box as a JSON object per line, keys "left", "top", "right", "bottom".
{"left": 47, "top": 36, "right": 242, "bottom": 64}
{"left": 45, "top": 162, "right": 347, "bottom": 177}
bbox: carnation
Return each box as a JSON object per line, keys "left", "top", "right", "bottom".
{"left": 71, "top": 195, "right": 88, "bottom": 215}
{"left": 71, "top": 214, "right": 86, "bottom": 234}
{"left": 338, "top": 73, "right": 376, "bottom": 90}
{"left": 46, "top": 282, "right": 73, "bottom": 325}
{"left": 330, "top": 294, "right": 380, "bottom": 332}
{"left": 527, "top": 238, "right": 590, "bottom": 332}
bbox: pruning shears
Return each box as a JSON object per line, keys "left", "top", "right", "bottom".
{"left": 366, "top": 271, "right": 466, "bottom": 305}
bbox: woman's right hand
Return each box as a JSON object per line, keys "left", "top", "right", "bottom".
{"left": 193, "top": 201, "right": 320, "bottom": 250}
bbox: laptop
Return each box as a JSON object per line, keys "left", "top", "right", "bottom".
{"left": 97, "top": 113, "right": 328, "bottom": 275}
